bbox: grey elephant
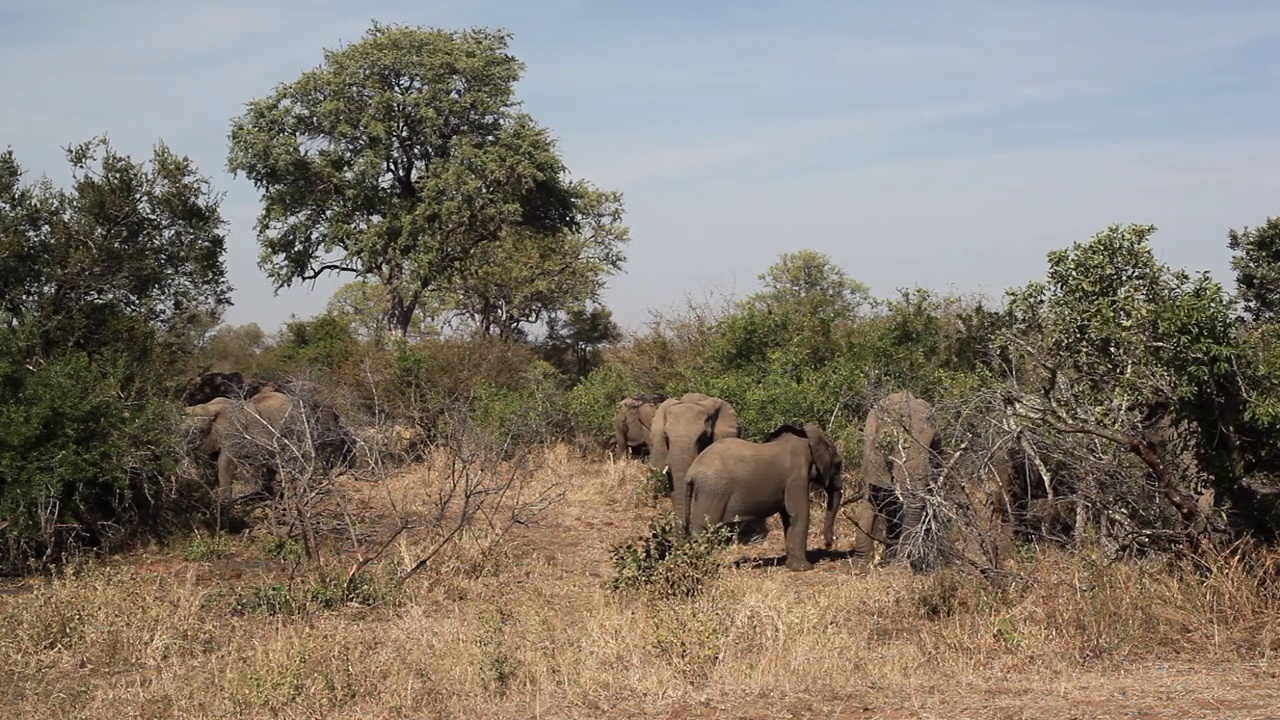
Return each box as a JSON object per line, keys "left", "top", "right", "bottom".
{"left": 685, "top": 422, "right": 844, "bottom": 572}
{"left": 648, "top": 392, "right": 742, "bottom": 534}
{"left": 613, "top": 392, "right": 668, "bottom": 459}
{"left": 852, "top": 390, "right": 943, "bottom": 571}
{"left": 184, "top": 388, "right": 353, "bottom": 529}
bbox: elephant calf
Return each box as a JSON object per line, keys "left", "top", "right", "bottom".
{"left": 685, "top": 422, "right": 844, "bottom": 572}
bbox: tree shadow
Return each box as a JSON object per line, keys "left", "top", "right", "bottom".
{"left": 730, "top": 547, "right": 864, "bottom": 570}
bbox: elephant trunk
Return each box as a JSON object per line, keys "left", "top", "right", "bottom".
{"left": 683, "top": 471, "right": 695, "bottom": 538}
{"left": 666, "top": 442, "right": 698, "bottom": 537}
{"left": 822, "top": 487, "right": 841, "bottom": 550}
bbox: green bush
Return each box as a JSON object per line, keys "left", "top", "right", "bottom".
{"left": 470, "top": 359, "right": 569, "bottom": 446}
{"left": 607, "top": 514, "right": 735, "bottom": 602}
{"left": 565, "top": 362, "right": 644, "bottom": 441}
{"left": 0, "top": 348, "right": 184, "bottom": 571}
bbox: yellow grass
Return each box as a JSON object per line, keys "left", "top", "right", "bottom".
{"left": 2, "top": 445, "right": 1279, "bottom": 719}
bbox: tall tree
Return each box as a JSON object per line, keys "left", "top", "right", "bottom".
{"left": 751, "top": 249, "right": 872, "bottom": 322}
{"left": 539, "top": 304, "right": 623, "bottom": 379}
{"left": 324, "top": 278, "right": 438, "bottom": 343}
{"left": 226, "top": 22, "right": 589, "bottom": 338}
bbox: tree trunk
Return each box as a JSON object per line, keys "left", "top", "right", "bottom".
{"left": 389, "top": 296, "right": 415, "bottom": 340}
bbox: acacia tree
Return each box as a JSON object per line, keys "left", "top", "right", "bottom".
{"left": 227, "top": 22, "right": 592, "bottom": 338}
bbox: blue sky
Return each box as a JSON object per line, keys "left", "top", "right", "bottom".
{"left": 2, "top": 1, "right": 1279, "bottom": 333}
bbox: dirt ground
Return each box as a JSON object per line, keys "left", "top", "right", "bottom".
{"left": 2, "top": 447, "right": 1278, "bottom": 719}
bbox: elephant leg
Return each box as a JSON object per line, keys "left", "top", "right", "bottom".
{"left": 880, "top": 487, "right": 906, "bottom": 564}
{"left": 782, "top": 490, "right": 813, "bottom": 572}
{"left": 738, "top": 517, "right": 769, "bottom": 545}
{"left": 215, "top": 451, "right": 236, "bottom": 533}
{"left": 850, "top": 497, "right": 877, "bottom": 568}
{"left": 687, "top": 491, "right": 724, "bottom": 537}
{"left": 263, "top": 465, "right": 279, "bottom": 499}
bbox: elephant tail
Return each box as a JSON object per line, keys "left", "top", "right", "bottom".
{"left": 685, "top": 477, "right": 728, "bottom": 538}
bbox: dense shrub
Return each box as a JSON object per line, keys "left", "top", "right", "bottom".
{"left": 0, "top": 347, "right": 186, "bottom": 571}
{"left": 0, "top": 138, "right": 231, "bottom": 572}
{"left": 470, "top": 359, "right": 570, "bottom": 446}
{"left": 607, "top": 513, "right": 735, "bottom": 601}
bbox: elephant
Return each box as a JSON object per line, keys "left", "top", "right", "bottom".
{"left": 613, "top": 392, "right": 668, "bottom": 459}
{"left": 180, "top": 370, "right": 263, "bottom": 406}
{"left": 649, "top": 392, "right": 742, "bottom": 535}
{"left": 852, "top": 391, "right": 943, "bottom": 572}
{"left": 685, "top": 422, "right": 844, "bottom": 572}
{"left": 183, "top": 388, "right": 354, "bottom": 529}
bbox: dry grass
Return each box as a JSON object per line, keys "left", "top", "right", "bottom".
{"left": 3, "top": 445, "right": 1280, "bottom": 719}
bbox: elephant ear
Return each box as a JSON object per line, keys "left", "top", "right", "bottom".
{"left": 803, "top": 422, "right": 843, "bottom": 489}
{"left": 708, "top": 399, "right": 743, "bottom": 442}
{"left": 648, "top": 398, "right": 677, "bottom": 471}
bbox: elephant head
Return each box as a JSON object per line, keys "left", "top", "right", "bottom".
{"left": 649, "top": 392, "right": 742, "bottom": 534}
{"left": 854, "top": 391, "right": 942, "bottom": 571}
{"left": 800, "top": 421, "right": 845, "bottom": 550}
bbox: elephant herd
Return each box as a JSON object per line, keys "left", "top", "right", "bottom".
{"left": 176, "top": 369, "right": 951, "bottom": 573}
{"left": 613, "top": 390, "right": 943, "bottom": 572}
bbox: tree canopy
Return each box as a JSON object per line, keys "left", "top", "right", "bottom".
{"left": 429, "top": 183, "right": 629, "bottom": 340}
{"left": 226, "top": 22, "right": 613, "bottom": 338}
{"left": 324, "top": 278, "right": 438, "bottom": 343}
{"left": 1228, "top": 216, "right": 1280, "bottom": 324}
{"left": 0, "top": 137, "right": 230, "bottom": 373}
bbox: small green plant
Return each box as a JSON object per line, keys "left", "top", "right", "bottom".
{"left": 913, "top": 570, "right": 965, "bottom": 620}
{"left": 993, "top": 614, "right": 1021, "bottom": 647}
{"left": 264, "top": 537, "right": 306, "bottom": 563}
{"left": 305, "top": 578, "right": 342, "bottom": 610}
{"left": 649, "top": 596, "right": 731, "bottom": 683}
{"left": 343, "top": 564, "right": 403, "bottom": 608}
{"left": 607, "top": 513, "right": 735, "bottom": 601}
{"left": 183, "top": 533, "right": 231, "bottom": 562}
{"left": 233, "top": 582, "right": 304, "bottom": 617}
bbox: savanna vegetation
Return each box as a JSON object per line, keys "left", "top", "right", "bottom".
{"left": 3, "top": 20, "right": 1280, "bottom": 719}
